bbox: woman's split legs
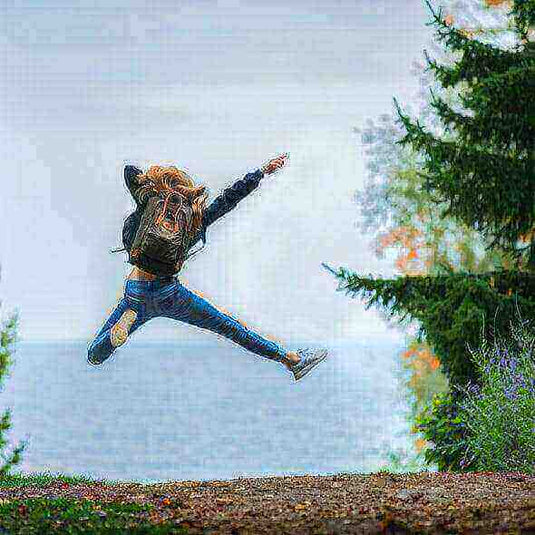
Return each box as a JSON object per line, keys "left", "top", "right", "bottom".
{"left": 86, "top": 278, "right": 329, "bottom": 380}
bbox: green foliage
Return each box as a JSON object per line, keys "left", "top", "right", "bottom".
{"left": 353, "top": 1, "right": 520, "bottom": 473}
{"left": 347, "top": 0, "right": 535, "bottom": 472}
{"left": 455, "top": 314, "right": 535, "bottom": 472}
{"left": 0, "top": 497, "right": 186, "bottom": 534}
{"left": 0, "top": 312, "right": 18, "bottom": 389}
{"left": 0, "top": 471, "right": 114, "bottom": 489}
{"left": 405, "top": 310, "right": 535, "bottom": 474}
{"left": 322, "top": 264, "right": 535, "bottom": 387}
{"left": 508, "top": 0, "right": 535, "bottom": 40}
{"left": 414, "top": 390, "right": 468, "bottom": 471}
{"left": 0, "top": 304, "right": 26, "bottom": 477}
{"left": 393, "top": 0, "right": 535, "bottom": 267}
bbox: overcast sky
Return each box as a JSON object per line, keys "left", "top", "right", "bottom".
{"left": 0, "top": 0, "right": 435, "bottom": 345}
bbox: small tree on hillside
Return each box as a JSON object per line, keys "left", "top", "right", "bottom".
{"left": 0, "top": 266, "right": 26, "bottom": 476}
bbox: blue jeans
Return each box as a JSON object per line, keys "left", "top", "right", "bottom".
{"left": 87, "top": 277, "right": 288, "bottom": 365}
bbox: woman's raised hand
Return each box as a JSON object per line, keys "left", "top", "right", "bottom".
{"left": 261, "top": 153, "right": 289, "bottom": 176}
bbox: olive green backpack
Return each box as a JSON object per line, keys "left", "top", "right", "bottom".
{"left": 128, "top": 190, "right": 204, "bottom": 276}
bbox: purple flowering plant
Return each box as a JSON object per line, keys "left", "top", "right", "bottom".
{"left": 455, "top": 312, "right": 535, "bottom": 473}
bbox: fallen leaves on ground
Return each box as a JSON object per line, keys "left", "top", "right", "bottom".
{"left": 0, "top": 471, "right": 534, "bottom": 534}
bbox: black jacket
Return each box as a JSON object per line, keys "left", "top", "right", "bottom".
{"left": 121, "top": 165, "right": 265, "bottom": 261}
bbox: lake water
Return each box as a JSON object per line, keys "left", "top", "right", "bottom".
{"left": 1, "top": 337, "right": 414, "bottom": 483}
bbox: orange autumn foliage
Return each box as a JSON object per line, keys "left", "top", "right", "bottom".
{"left": 414, "top": 438, "right": 429, "bottom": 453}
{"left": 403, "top": 345, "right": 441, "bottom": 377}
{"left": 485, "top": 0, "right": 511, "bottom": 6}
{"left": 378, "top": 226, "right": 422, "bottom": 250}
{"left": 519, "top": 229, "right": 535, "bottom": 244}
{"left": 378, "top": 225, "right": 429, "bottom": 276}
{"left": 444, "top": 14, "right": 455, "bottom": 26}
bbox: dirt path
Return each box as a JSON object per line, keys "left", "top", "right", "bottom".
{"left": 2, "top": 471, "right": 534, "bottom": 533}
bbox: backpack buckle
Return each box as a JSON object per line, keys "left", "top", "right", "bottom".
{"left": 161, "top": 219, "right": 179, "bottom": 232}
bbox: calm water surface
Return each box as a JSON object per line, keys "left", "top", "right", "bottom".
{"left": 1, "top": 338, "right": 413, "bottom": 482}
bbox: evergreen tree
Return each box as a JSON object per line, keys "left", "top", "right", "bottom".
{"left": 325, "top": 0, "right": 535, "bottom": 470}
{"left": 353, "top": 0, "right": 525, "bottom": 467}
{"left": 0, "top": 266, "right": 26, "bottom": 477}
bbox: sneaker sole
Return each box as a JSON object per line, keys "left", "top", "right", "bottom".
{"left": 110, "top": 309, "right": 138, "bottom": 348}
{"left": 87, "top": 354, "right": 102, "bottom": 366}
{"left": 294, "top": 350, "right": 329, "bottom": 381}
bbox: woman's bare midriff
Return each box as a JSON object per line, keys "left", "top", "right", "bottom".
{"left": 127, "top": 266, "right": 159, "bottom": 281}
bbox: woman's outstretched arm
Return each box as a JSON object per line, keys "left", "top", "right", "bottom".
{"left": 204, "top": 168, "right": 265, "bottom": 226}
{"left": 189, "top": 153, "right": 289, "bottom": 248}
{"left": 188, "top": 168, "right": 263, "bottom": 248}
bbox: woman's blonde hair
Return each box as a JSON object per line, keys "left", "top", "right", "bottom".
{"left": 137, "top": 165, "right": 208, "bottom": 237}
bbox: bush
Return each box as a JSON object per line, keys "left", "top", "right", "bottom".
{"left": 0, "top": 271, "right": 26, "bottom": 477}
{"left": 0, "top": 315, "right": 26, "bottom": 477}
{"left": 415, "top": 310, "right": 535, "bottom": 473}
{"left": 415, "top": 390, "right": 468, "bottom": 471}
{"left": 455, "top": 315, "right": 535, "bottom": 473}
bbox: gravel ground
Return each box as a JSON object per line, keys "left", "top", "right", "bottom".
{"left": 1, "top": 471, "right": 534, "bottom": 534}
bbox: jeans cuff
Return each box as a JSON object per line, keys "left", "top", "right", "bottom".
{"left": 272, "top": 347, "right": 287, "bottom": 362}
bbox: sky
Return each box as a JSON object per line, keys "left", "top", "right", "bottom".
{"left": 0, "top": 0, "right": 435, "bottom": 344}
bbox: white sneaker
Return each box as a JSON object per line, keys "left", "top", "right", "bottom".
{"left": 289, "top": 348, "right": 329, "bottom": 381}
{"left": 110, "top": 309, "right": 138, "bottom": 348}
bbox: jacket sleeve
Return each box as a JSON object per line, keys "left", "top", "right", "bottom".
{"left": 188, "top": 168, "right": 265, "bottom": 248}
{"left": 124, "top": 165, "right": 151, "bottom": 208}
{"left": 122, "top": 210, "right": 141, "bottom": 252}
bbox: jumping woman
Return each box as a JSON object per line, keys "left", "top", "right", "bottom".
{"left": 87, "top": 153, "right": 329, "bottom": 381}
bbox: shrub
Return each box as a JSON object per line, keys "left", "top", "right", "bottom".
{"left": 0, "top": 272, "right": 26, "bottom": 477}
{"left": 456, "top": 314, "right": 535, "bottom": 473}
{"left": 414, "top": 390, "right": 469, "bottom": 471}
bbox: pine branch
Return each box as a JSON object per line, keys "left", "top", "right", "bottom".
{"left": 424, "top": 0, "right": 522, "bottom": 56}
{"left": 323, "top": 265, "right": 535, "bottom": 385}
{"left": 393, "top": 90, "right": 533, "bottom": 257}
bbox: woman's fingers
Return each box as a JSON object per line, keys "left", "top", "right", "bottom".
{"left": 273, "top": 155, "right": 287, "bottom": 167}
{"left": 262, "top": 153, "right": 289, "bottom": 175}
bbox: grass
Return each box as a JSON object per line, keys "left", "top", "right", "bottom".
{"left": 0, "top": 471, "right": 116, "bottom": 488}
{"left": 0, "top": 496, "right": 187, "bottom": 534}
{"left": 0, "top": 472, "right": 188, "bottom": 534}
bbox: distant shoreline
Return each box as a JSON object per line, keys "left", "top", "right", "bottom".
{"left": 16, "top": 337, "right": 405, "bottom": 346}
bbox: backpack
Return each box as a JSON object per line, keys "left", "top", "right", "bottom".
{"left": 127, "top": 189, "right": 205, "bottom": 276}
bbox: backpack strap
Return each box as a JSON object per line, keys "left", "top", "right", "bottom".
{"left": 155, "top": 191, "right": 179, "bottom": 231}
